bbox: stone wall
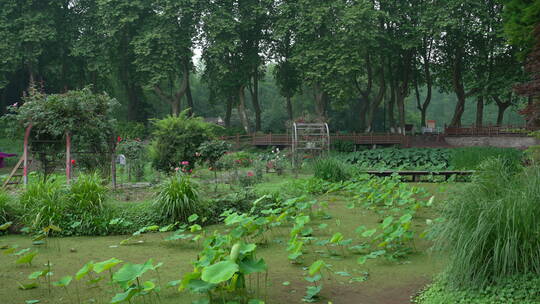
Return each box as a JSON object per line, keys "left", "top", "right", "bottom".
{"left": 445, "top": 136, "right": 540, "bottom": 149}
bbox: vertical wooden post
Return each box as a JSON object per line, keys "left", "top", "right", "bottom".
{"left": 66, "top": 133, "right": 71, "bottom": 184}
{"left": 236, "top": 134, "right": 240, "bottom": 149}
{"left": 23, "top": 124, "right": 32, "bottom": 186}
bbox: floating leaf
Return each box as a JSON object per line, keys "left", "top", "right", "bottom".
{"left": 282, "top": 281, "right": 290, "bottom": 286}
{"left": 25, "top": 300, "right": 40, "bottom": 304}
{"left": 201, "top": 260, "right": 239, "bottom": 284}
{"left": 361, "top": 229, "right": 376, "bottom": 238}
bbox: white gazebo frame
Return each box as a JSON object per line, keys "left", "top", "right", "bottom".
{"left": 291, "top": 122, "right": 330, "bottom": 169}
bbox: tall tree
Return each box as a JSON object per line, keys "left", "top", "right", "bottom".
{"left": 132, "top": 0, "right": 200, "bottom": 116}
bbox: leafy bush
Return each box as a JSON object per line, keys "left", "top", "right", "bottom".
{"left": 433, "top": 158, "right": 540, "bottom": 288}
{"left": 116, "top": 121, "right": 148, "bottom": 140}
{"left": 2, "top": 87, "right": 118, "bottom": 175}
{"left": 342, "top": 148, "right": 449, "bottom": 170}
{"left": 312, "top": 158, "right": 351, "bottom": 182}
{"left": 205, "top": 190, "right": 259, "bottom": 221}
{"left": 154, "top": 173, "right": 200, "bottom": 222}
{"left": 216, "top": 151, "right": 255, "bottom": 170}
{"left": 415, "top": 274, "right": 540, "bottom": 304}
{"left": 450, "top": 147, "right": 523, "bottom": 170}
{"left": 149, "top": 110, "right": 216, "bottom": 172}
{"left": 197, "top": 140, "right": 231, "bottom": 168}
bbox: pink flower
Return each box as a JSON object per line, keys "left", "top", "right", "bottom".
{"left": 71, "top": 159, "right": 76, "bottom": 165}
{"left": 11, "top": 102, "right": 18, "bottom": 107}
{"left": 175, "top": 167, "right": 180, "bottom": 171}
{"left": 189, "top": 169, "right": 193, "bottom": 173}
{"left": 181, "top": 161, "right": 189, "bottom": 165}
{"left": 247, "top": 171, "right": 254, "bottom": 177}
{"left": 117, "top": 136, "right": 122, "bottom": 143}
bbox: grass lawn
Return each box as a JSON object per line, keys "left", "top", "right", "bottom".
{"left": 0, "top": 178, "right": 451, "bottom": 304}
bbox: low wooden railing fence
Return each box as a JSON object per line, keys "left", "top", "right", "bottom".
{"left": 444, "top": 125, "right": 538, "bottom": 137}
{"left": 220, "top": 133, "right": 410, "bottom": 148}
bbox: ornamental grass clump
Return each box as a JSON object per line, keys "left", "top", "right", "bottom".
{"left": 20, "top": 178, "right": 67, "bottom": 229}
{"left": 312, "top": 157, "right": 351, "bottom": 182}
{"left": 69, "top": 173, "right": 108, "bottom": 213}
{"left": 434, "top": 158, "right": 540, "bottom": 288}
{"left": 154, "top": 173, "right": 200, "bottom": 222}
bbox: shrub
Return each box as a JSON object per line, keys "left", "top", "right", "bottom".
{"left": 433, "top": 158, "right": 540, "bottom": 288}
{"left": 154, "top": 173, "right": 200, "bottom": 222}
{"left": 312, "top": 157, "right": 351, "bottom": 182}
{"left": 449, "top": 147, "right": 523, "bottom": 170}
{"left": 149, "top": 110, "right": 217, "bottom": 172}
{"left": 19, "top": 178, "right": 67, "bottom": 230}
{"left": 217, "top": 151, "right": 255, "bottom": 170}
{"left": 69, "top": 173, "right": 108, "bottom": 213}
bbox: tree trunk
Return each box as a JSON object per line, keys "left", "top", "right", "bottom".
{"left": 225, "top": 95, "right": 233, "bottom": 127}
{"left": 314, "top": 84, "right": 328, "bottom": 121}
{"left": 365, "top": 68, "right": 386, "bottom": 132}
{"left": 237, "top": 86, "right": 251, "bottom": 134}
{"left": 496, "top": 105, "right": 507, "bottom": 126}
{"left": 450, "top": 50, "right": 467, "bottom": 127}
{"left": 493, "top": 94, "right": 512, "bottom": 126}
{"left": 286, "top": 95, "right": 293, "bottom": 122}
{"left": 388, "top": 80, "right": 396, "bottom": 133}
{"left": 185, "top": 74, "right": 194, "bottom": 116}
{"left": 476, "top": 96, "right": 484, "bottom": 127}
{"left": 250, "top": 75, "right": 261, "bottom": 132}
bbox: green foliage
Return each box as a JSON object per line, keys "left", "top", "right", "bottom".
{"left": 331, "top": 140, "right": 356, "bottom": 153}
{"left": 19, "top": 178, "right": 67, "bottom": 230}
{"left": 449, "top": 147, "right": 523, "bottom": 170}
{"left": 116, "top": 121, "right": 148, "bottom": 140}
{"left": 342, "top": 148, "right": 449, "bottom": 170}
{"left": 415, "top": 274, "right": 540, "bottom": 304}
{"left": 0, "top": 189, "right": 15, "bottom": 224}
{"left": 197, "top": 140, "right": 231, "bottom": 167}
{"left": 149, "top": 111, "right": 216, "bottom": 172}
{"left": 69, "top": 173, "right": 108, "bottom": 213}
{"left": 154, "top": 173, "right": 200, "bottom": 223}
{"left": 117, "top": 138, "right": 147, "bottom": 181}
{"left": 312, "top": 158, "right": 351, "bottom": 182}
{"left": 2, "top": 87, "right": 118, "bottom": 175}
{"left": 432, "top": 158, "right": 540, "bottom": 288}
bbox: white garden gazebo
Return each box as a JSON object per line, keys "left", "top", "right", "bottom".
{"left": 291, "top": 122, "right": 330, "bottom": 169}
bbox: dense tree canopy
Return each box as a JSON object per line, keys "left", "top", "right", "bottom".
{"left": 0, "top": 0, "right": 536, "bottom": 133}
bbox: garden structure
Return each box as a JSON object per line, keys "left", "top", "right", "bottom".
{"left": 291, "top": 122, "right": 330, "bottom": 169}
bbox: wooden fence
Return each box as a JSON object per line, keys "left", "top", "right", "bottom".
{"left": 444, "top": 125, "right": 538, "bottom": 137}
{"left": 220, "top": 133, "right": 410, "bottom": 148}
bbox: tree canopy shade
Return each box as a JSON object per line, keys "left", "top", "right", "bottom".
{"left": 0, "top": 0, "right": 535, "bottom": 132}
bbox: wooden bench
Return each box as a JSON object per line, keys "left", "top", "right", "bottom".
{"left": 362, "top": 170, "right": 475, "bottom": 182}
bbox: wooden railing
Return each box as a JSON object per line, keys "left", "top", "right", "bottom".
{"left": 220, "top": 133, "right": 410, "bottom": 148}
{"left": 444, "top": 125, "right": 538, "bottom": 137}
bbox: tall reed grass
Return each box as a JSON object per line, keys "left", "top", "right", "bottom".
{"left": 449, "top": 147, "right": 523, "bottom": 170}
{"left": 434, "top": 158, "right": 540, "bottom": 287}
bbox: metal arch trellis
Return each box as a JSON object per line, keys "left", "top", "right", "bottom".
{"left": 291, "top": 122, "right": 330, "bottom": 169}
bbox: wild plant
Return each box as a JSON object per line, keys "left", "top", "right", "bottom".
{"left": 19, "top": 178, "right": 66, "bottom": 230}
{"left": 433, "top": 158, "right": 540, "bottom": 288}
{"left": 303, "top": 260, "right": 328, "bottom": 302}
{"left": 154, "top": 173, "right": 200, "bottom": 223}
{"left": 312, "top": 157, "right": 351, "bottom": 182}
{"left": 69, "top": 172, "right": 108, "bottom": 213}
